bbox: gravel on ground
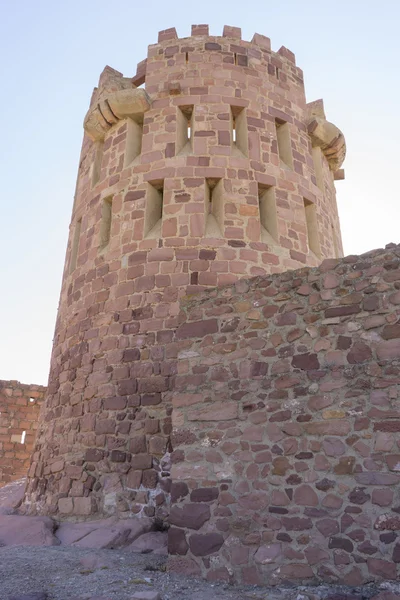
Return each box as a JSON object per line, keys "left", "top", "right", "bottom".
{"left": 1, "top": 545, "right": 399, "bottom": 600}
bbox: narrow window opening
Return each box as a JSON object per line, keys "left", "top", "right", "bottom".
{"left": 258, "top": 185, "right": 279, "bottom": 244}
{"left": 144, "top": 181, "right": 164, "bottom": 239}
{"left": 231, "top": 106, "right": 248, "bottom": 157}
{"left": 234, "top": 53, "right": 237, "bottom": 65}
{"left": 124, "top": 118, "right": 143, "bottom": 167}
{"left": 176, "top": 105, "right": 194, "bottom": 155}
{"left": 99, "top": 196, "right": 113, "bottom": 250}
{"left": 276, "top": 67, "right": 280, "bottom": 79}
{"left": 312, "top": 146, "right": 324, "bottom": 191}
{"left": 91, "top": 141, "right": 104, "bottom": 187}
{"left": 185, "top": 52, "right": 189, "bottom": 64}
{"left": 275, "top": 119, "right": 293, "bottom": 169}
{"left": 69, "top": 218, "right": 82, "bottom": 274}
{"left": 303, "top": 198, "right": 321, "bottom": 257}
{"left": 205, "top": 178, "right": 223, "bottom": 238}
{"left": 21, "top": 431, "right": 26, "bottom": 444}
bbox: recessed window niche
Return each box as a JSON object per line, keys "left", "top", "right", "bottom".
{"left": 144, "top": 181, "right": 164, "bottom": 239}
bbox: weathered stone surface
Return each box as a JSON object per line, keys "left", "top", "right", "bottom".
{"left": 348, "top": 487, "right": 370, "bottom": 505}
{"left": 55, "top": 517, "right": 117, "bottom": 545}
{"left": 367, "top": 557, "right": 396, "bottom": 578}
{"left": 168, "top": 527, "right": 189, "bottom": 555}
{"left": 189, "top": 532, "right": 224, "bottom": 556}
{"left": 334, "top": 456, "right": 356, "bottom": 474}
{"left": 292, "top": 353, "right": 319, "bottom": 370}
{"left": 347, "top": 342, "right": 372, "bottom": 364}
{"left": 377, "top": 339, "right": 400, "bottom": 360}
{"left": 169, "top": 504, "right": 210, "bottom": 530}
{"left": 278, "top": 563, "right": 314, "bottom": 579}
{"left": 316, "top": 518, "right": 339, "bottom": 536}
{"left": 126, "top": 531, "right": 167, "bottom": 554}
{"left": 328, "top": 537, "right": 354, "bottom": 553}
{"left": 0, "top": 515, "right": 58, "bottom": 547}
{"left": 355, "top": 472, "right": 400, "bottom": 486}
{"left": 322, "top": 437, "right": 346, "bottom": 457}
{"left": 187, "top": 402, "right": 238, "bottom": 421}
{"left": 282, "top": 517, "right": 313, "bottom": 531}
{"left": 304, "top": 545, "right": 329, "bottom": 565}
{"left": 238, "top": 492, "right": 268, "bottom": 510}
{"left": 68, "top": 518, "right": 151, "bottom": 548}
{"left": 293, "top": 485, "right": 319, "bottom": 506}
{"left": 375, "top": 514, "right": 400, "bottom": 531}
{"left": 372, "top": 489, "right": 394, "bottom": 506}
{"left": 254, "top": 543, "right": 282, "bottom": 564}
{"left": 190, "top": 487, "right": 219, "bottom": 502}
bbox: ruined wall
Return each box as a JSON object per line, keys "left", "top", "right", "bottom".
{"left": 0, "top": 381, "right": 45, "bottom": 487}
{"left": 167, "top": 243, "right": 400, "bottom": 586}
{"left": 24, "top": 24, "right": 345, "bottom": 518}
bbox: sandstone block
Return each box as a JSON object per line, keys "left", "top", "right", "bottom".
{"left": 367, "top": 557, "right": 396, "bottom": 579}
{"left": 254, "top": 543, "right": 282, "bottom": 564}
{"left": 189, "top": 532, "right": 224, "bottom": 556}
{"left": 168, "top": 527, "right": 189, "bottom": 555}
{"left": 169, "top": 504, "right": 210, "bottom": 530}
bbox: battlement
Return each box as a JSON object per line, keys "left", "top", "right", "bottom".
{"left": 130, "top": 24, "right": 299, "bottom": 89}
{"left": 153, "top": 24, "right": 295, "bottom": 62}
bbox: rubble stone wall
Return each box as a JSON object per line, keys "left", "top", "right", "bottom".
{"left": 167, "top": 244, "right": 400, "bottom": 586}
{"left": 0, "top": 381, "right": 45, "bottom": 487}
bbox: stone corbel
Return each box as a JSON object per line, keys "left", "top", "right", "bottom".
{"left": 84, "top": 88, "right": 152, "bottom": 142}
{"left": 306, "top": 99, "right": 346, "bottom": 172}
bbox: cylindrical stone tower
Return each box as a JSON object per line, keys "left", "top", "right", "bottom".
{"left": 24, "top": 24, "right": 346, "bottom": 518}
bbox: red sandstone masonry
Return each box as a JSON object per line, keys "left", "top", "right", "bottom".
{"left": 23, "top": 25, "right": 344, "bottom": 530}
{"left": 166, "top": 243, "right": 400, "bottom": 586}
{"left": 0, "top": 381, "right": 45, "bottom": 487}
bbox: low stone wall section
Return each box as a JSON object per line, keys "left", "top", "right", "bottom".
{"left": 0, "top": 381, "right": 46, "bottom": 486}
{"left": 166, "top": 243, "right": 400, "bottom": 586}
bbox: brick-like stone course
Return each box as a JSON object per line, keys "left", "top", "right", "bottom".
{"left": 0, "top": 381, "right": 45, "bottom": 486}
{"left": 166, "top": 243, "right": 400, "bottom": 585}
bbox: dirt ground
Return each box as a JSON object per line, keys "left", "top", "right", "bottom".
{"left": 0, "top": 545, "right": 396, "bottom": 600}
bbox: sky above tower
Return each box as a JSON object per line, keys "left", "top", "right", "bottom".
{"left": 0, "top": 0, "right": 398, "bottom": 386}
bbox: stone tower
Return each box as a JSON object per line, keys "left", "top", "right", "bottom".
{"left": 24, "top": 25, "right": 345, "bottom": 518}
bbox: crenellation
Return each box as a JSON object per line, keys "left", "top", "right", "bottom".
{"left": 191, "top": 24, "right": 209, "bottom": 37}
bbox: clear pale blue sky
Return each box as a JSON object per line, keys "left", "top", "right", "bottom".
{"left": 1, "top": 0, "right": 398, "bottom": 386}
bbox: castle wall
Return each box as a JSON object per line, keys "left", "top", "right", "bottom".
{"left": 0, "top": 381, "right": 45, "bottom": 487}
{"left": 166, "top": 243, "right": 400, "bottom": 586}
{"left": 24, "top": 26, "right": 345, "bottom": 519}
